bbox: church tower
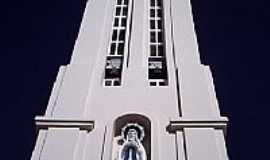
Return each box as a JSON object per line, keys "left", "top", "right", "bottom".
{"left": 31, "top": 0, "right": 229, "bottom": 160}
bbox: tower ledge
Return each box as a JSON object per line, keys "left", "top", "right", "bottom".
{"left": 35, "top": 116, "right": 94, "bottom": 132}
{"left": 168, "top": 117, "right": 228, "bottom": 134}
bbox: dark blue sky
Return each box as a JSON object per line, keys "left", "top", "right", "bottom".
{"left": 2, "top": 0, "right": 270, "bottom": 159}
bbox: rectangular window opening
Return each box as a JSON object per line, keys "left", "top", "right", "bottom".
{"left": 157, "top": 0, "right": 162, "bottom": 7}
{"left": 114, "top": 18, "right": 119, "bottom": 27}
{"left": 150, "top": 9, "right": 155, "bottom": 17}
{"left": 110, "top": 43, "right": 117, "bottom": 55}
{"left": 148, "top": 0, "right": 168, "bottom": 86}
{"left": 123, "top": 7, "right": 128, "bottom": 16}
{"left": 104, "top": 0, "right": 131, "bottom": 87}
{"left": 117, "top": 0, "right": 122, "bottom": 5}
{"left": 118, "top": 43, "right": 124, "bottom": 55}
{"left": 150, "top": 31, "right": 156, "bottom": 43}
{"left": 150, "top": 20, "right": 155, "bottom": 29}
{"left": 157, "top": 45, "right": 164, "bottom": 56}
{"left": 119, "top": 29, "right": 126, "bottom": 41}
{"left": 157, "top": 9, "right": 162, "bottom": 17}
{"left": 150, "top": 81, "right": 157, "bottom": 86}
{"left": 157, "top": 20, "right": 162, "bottom": 29}
{"left": 105, "top": 80, "right": 112, "bottom": 86}
{"left": 112, "top": 30, "right": 118, "bottom": 41}
{"left": 150, "top": 45, "right": 156, "bottom": 56}
{"left": 124, "top": 0, "right": 128, "bottom": 5}
{"left": 157, "top": 31, "right": 163, "bottom": 42}
{"left": 159, "top": 81, "right": 167, "bottom": 86}
{"left": 148, "top": 58, "right": 167, "bottom": 79}
{"left": 116, "top": 7, "right": 121, "bottom": 16}
{"left": 121, "top": 18, "right": 127, "bottom": 27}
{"left": 150, "top": 0, "right": 155, "bottom": 7}
{"left": 105, "top": 57, "right": 123, "bottom": 79}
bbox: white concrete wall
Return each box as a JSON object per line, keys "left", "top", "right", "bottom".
{"left": 171, "top": 0, "right": 221, "bottom": 119}
{"left": 32, "top": 0, "right": 229, "bottom": 160}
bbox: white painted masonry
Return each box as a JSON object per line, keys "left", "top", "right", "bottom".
{"left": 31, "top": 0, "right": 229, "bottom": 160}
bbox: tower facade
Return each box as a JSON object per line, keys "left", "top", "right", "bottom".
{"left": 31, "top": 0, "right": 229, "bottom": 160}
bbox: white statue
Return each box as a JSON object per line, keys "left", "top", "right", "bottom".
{"left": 118, "top": 124, "right": 147, "bottom": 160}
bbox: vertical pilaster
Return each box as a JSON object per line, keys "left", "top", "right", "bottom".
{"left": 175, "top": 131, "right": 187, "bottom": 160}
{"left": 171, "top": 0, "right": 221, "bottom": 119}
{"left": 39, "top": 128, "right": 80, "bottom": 160}
{"left": 31, "top": 130, "right": 47, "bottom": 160}
{"left": 82, "top": 125, "right": 106, "bottom": 160}
{"left": 184, "top": 128, "right": 222, "bottom": 160}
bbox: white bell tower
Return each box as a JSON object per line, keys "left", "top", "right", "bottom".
{"left": 31, "top": 0, "right": 229, "bottom": 160}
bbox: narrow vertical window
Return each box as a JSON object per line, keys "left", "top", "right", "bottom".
{"left": 104, "top": 0, "right": 131, "bottom": 86}
{"left": 148, "top": 0, "right": 168, "bottom": 86}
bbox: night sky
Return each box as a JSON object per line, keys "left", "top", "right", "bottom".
{"left": 3, "top": 0, "right": 270, "bottom": 159}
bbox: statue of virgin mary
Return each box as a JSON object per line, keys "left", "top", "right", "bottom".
{"left": 118, "top": 124, "right": 147, "bottom": 160}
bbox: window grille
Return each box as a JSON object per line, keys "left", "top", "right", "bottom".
{"left": 148, "top": 0, "right": 168, "bottom": 86}
{"left": 104, "top": 0, "right": 130, "bottom": 86}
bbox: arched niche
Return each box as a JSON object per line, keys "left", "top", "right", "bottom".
{"left": 112, "top": 114, "right": 151, "bottom": 160}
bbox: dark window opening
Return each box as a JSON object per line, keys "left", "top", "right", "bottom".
{"left": 124, "top": 0, "right": 128, "bottom": 5}
{"left": 121, "top": 18, "right": 127, "bottom": 27}
{"left": 117, "top": 0, "right": 122, "bottom": 5}
{"left": 150, "top": 20, "right": 155, "bottom": 29}
{"left": 157, "top": 20, "right": 162, "bottom": 29}
{"left": 114, "top": 80, "right": 121, "bottom": 86}
{"left": 105, "top": 80, "right": 112, "bottom": 86}
{"left": 110, "top": 43, "right": 116, "bottom": 55}
{"left": 150, "top": 81, "right": 156, "bottom": 86}
{"left": 114, "top": 18, "right": 119, "bottom": 27}
{"left": 112, "top": 30, "right": 118, "bottom": 41}
{"left": 157, "top": 9, "right": 162, "bottom": 17}
{"left": 150, "top": 9, "right": 155, "bottom": 17}
{"left": 148, "top": 58, "right": 167, "bottom": 79}
{"left": 119, "top": 29, "right": 126, "bottom": 41}
{"left": 150, "top": 0, "right": 155, "bottom": 7}
{"left": 159, "top": 81, "right": 167, "bottom": 86}
{"left": 157, "top": 45, "right": 164, "bottom": 56}
{"left": 157, "top": 0, "right": 162, "bottom": 6}
{"left": 157, "top": 31, "right": 163, "bottom": 42}
{"left": 118, "top": 43, "right": 124, "bottom": 55}
{"left": 150, "top": 45, "right": 156, "bottom": 56}
{"left": 123, "top": 7, "right": 128, "bottom": 16}
{"left": 116, "top": 7, "right": 121, "bottom": 16}
{"left": 150, "top": 32, "right": 156, "bottom": 43}
{"left": 105, "top": 57, "right": 123, "bottom": 79}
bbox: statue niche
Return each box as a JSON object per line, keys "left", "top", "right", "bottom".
{"left": 112, "top": 114, "right": 151, "bottom": 160}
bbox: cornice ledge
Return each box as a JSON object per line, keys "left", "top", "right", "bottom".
{"left": 168, "top": 117, "right": 228, "bottom": 134}
{"left": 35, "top": 116, "right": 94, "bottom": 132}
